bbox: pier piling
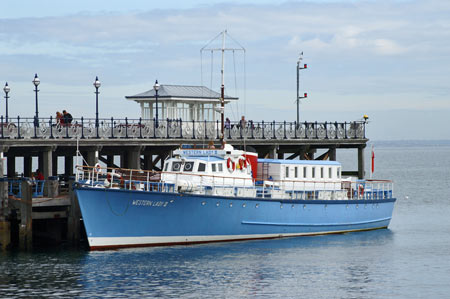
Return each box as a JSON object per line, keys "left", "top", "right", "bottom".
{"left": 19, "top": 179, "right": 33, "bottom": 250}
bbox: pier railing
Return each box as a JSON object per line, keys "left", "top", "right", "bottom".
{"left": 76, "top": 165, "right": 393, "bottom": 201}
{"left": 0, "top": 116, "right": 366, "bottom": 140}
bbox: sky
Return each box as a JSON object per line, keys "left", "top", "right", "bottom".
{"left": 0, "top": 0, "right": 449, "bottom": 140}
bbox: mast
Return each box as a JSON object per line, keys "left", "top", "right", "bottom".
{"left": 221, "top": 31, "right": 226, "bottom": 143}
{"left": 201, "top": 30, "right": 245, "bottom": 144}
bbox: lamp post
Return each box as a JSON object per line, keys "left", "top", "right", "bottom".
{"left": 296, "top": 53, "right": 307, "bottom": 124}
{"left": 32, "top": 73, "right": 40, "bottom": 130}
{"left": 3, "top": 82, "right": 10, "bottom": 123}
{"left": 93, "top": 76, "right": 101, "bottom": 138}
{"left": 154, "top": 80, "right": 160, "bottom": 128}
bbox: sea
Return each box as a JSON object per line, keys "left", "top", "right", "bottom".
{"left": 1, "top": 140, "right": 450, "bottom": 298}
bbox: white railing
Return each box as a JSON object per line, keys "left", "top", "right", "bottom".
{"left": 75, "top": 165, "right": 394, "bottom": 201}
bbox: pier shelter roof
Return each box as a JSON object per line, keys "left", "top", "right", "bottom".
{"left": 125, "top": 84, "right": 238, "bottom": 121}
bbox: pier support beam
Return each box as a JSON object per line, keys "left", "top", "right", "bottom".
{"left": 127, "top": 147, "right": 142, "bottom": 170}
{"left": 42, "top": 148, "right": 53, "bottom": 196}
{"left": 143, "top": 154, "right": 153, "bottom": 171}
{"left": 329, "top": 147, "right": 337, "bottom": 161}
{"left": 19, "top": 179, "right": 33, "bottom": 250}
{"left": 24, "top": 156, "right": 32, "bottom": 177}
{"left": 358, "top": 146, "right": 365, "bottom": 179}
{"left": 67, "top": 177, "right": 81, "bottom": 247}
{"left": 106, "top": 155, "right": 114, "bottom": 168}
{"left": 65, "top": 155, "right": 73, "bottom": 177}
{"left": 7, "top": 156, "right": 15, "bottom": 178}
{"left": 52, "top": 154, "right": 58, "bottom": 176}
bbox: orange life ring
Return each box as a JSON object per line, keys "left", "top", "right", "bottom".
{"left": 239, "top": 159, "right": 244, "bottom": 170}
{"left": 227, "top": 158, "right": 235, "bottom": 172}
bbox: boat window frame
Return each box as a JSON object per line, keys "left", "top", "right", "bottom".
{"left": 218, "top": 163, "right": 223, "bottom": 172}
{"left": 285, "top": 166, "right": 289, "bottom": 178}
{"left": 329, "top": 167, "right": 332, "bottom": 179}
{"left": 303, "top": 166, "right": 307, "bottom": 178}
{"left": 172, "top": 161, "right": 182, "bottom": 172}
{"left": 312, "top": 167, "right": 316, "bottom": 178}
{"left": 212, "top": 163, "right": 217, "bottom": 172}
{"left": 198, "top": 162, "right": 206, "bottom": 172}
{"left": 183, "top": 161, "right": 194, "bottom": 172}
{"left": 295, "top": 166, "right": 298, "bottom": 178}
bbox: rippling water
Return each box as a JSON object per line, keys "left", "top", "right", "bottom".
{"left": 1, "top": 141, "right": 450, "bottom": 298}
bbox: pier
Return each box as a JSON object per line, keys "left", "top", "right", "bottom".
{"left": 0, "top": 117, "right": 368, "bottom": 250}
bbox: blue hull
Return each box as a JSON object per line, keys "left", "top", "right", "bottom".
{"left": 75, "top": 187, "right": 396, "bottom": 250}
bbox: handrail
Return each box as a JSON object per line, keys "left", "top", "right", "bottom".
{"left": 0, "top": 117, "right": 366, "bottom": 140}
{"left": 75, "top": 165, "right": 394, "bottom": 200}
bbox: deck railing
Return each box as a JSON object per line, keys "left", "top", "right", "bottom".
{"left": 0, "top": 116, "right": 366, "bottom": 140}
{"left": 75, "top": 165, "right": 393, "bottom": 201}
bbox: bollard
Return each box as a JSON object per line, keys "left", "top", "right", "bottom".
{"left": 48, "top": 176, "right": 59, "bottom": 198}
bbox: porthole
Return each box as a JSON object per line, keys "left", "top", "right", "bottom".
{"left": 242, "top": 203, "right": 246, "bottom": 208}
{"left": 255, "top": 204, "right": 259, "bottom": 208}
{"left": 229, "top": 203, "right": 233, "bottom": 208}
{"left": 201, "top": 201, "right": 206, "bottom": 206}
{"left": 216, "top": 202, "right": 220, "bottom": 207}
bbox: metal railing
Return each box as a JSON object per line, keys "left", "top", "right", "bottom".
{"left": 75, "top": 165, "right": 393, "bottom": 201}
{"left": 0, "top": 116, "right": 366, "bottom": 140}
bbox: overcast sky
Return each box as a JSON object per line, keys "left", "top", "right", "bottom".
{"left": 1, "top": 0, "right": 449, "bottom": 140}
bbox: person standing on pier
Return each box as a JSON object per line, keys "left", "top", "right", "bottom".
{"left": 63, "top": 110, "right": 73, "bottom": 124}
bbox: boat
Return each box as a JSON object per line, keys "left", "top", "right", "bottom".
{"left": 74, "top": 143, "right": 396, "bottom": 250}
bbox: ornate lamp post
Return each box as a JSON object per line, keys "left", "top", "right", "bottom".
{"left": 3, "top": 82, "right": 10, "bottom": 123}
{"left": 32, "top": 74, "right": 40, "bottom": 136}
{"left": 93, "top": 76, "right": 101, "bottom": 138}
{"left": 154, "top": 80, "right": 160, "bottom": 128}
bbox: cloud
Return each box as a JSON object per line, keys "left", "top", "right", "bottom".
{"left": 0, "top": 0, "right": 450, "bottom": 132}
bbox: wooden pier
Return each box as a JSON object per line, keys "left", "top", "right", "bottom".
{"left": 0, "top": 118, "right": 368, "bottom": 250}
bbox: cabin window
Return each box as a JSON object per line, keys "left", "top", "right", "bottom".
{"left": 285, "top": 166, "right": 289, "bottom": 178}
{"left": 183, "top": 162, "right": 194, "bottom": 172}
{"left": 303, "top": 167, "right": 307, "bottom": 178}
{"left": 164, "top": 163, "right": 169, "bottom": 172}
{"left": 218, "top": 163, "right": 223, "bottom": 172}
{"left": 312, "top": 167, "right": 316, "bottom": 178}
{"left": 172, "top": 162, "right": 181, "bottom": 171}
{"left": 198, "top": 163, "right": 206, "bottom": 172}
{"left": 295, "top": 167, "right": 298, "bottom": 178}
{"left": 321, "top": 167, "right": 324, "bottom": 179}
{"left": 337, "top": 167, "right": 341, "bottom": 178}
{"left": 329, "top": 167, "right": 332, "bottom": 179}
{"left": 212, "top": 164, "right": 217, "bottom": 172}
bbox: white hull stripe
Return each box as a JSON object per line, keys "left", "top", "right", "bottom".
{"left": 88, "top": 227, "right": 387, "bottom": 248}
{"left": 241, "top": 217, "right": 392, "bottom": 227}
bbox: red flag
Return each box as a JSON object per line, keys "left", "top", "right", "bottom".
{"left": 371, "top": 146, "right": 375, "bottom": 173}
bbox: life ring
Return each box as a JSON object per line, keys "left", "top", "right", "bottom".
{"left": 358, "top": 185, "right": 364, "bottom": 197}
{"left": 227, "top": 158, "right": 235, "bottom": 172}
{"left": 106, "top": 172, "right": 124, "bottom": 188}
{"left": 238, "top": 157, "right": 247, "bottom": 171}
